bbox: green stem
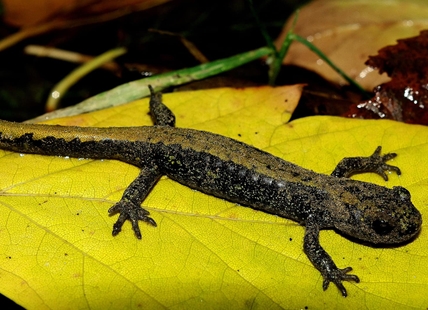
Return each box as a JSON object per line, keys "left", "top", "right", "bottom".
{"left": 291, "top": 33, "right": 367, "bottom": 95}
{"left": 268, "top": 10, "right": 367, "bottom": 96}
{"left": 29, "top": 46, "right": 273, "bottom": 123}
{"left": 268, "top": 11, "right": 299, "bottom": 85}
{"left": 247, "top": 0, "right": 278, "bottom": 57}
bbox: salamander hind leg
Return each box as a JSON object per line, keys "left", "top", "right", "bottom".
{"left": 331, "top": 146, "right": 401, "bottom": 180}
{"left": 148, "top": 85, "right": 176, "bottom": 127}
{"left": 108, "top": 166, "right": 161, "bottom": 239}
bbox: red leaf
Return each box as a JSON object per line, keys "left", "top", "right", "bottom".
{"left": 347, "top": 30, "right": 428, "bottom": 124}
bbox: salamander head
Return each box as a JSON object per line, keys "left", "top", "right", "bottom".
{"left": 335, "top": 185, "right": 422, "bottom": 244}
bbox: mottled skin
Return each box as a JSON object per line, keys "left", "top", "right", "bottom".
{"left": 0, "top": 87, "right": 422, "bottom": 297}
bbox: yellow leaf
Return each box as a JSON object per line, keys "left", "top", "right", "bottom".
{"left": 0, "top": 85, "right": 427, "bottom": 309}
{"left": 276, "top": 0, "right": 428, "bottom": 90}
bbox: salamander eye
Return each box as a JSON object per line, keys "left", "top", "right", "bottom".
{"left": 372, "top": 219, "right": 394, "bottom": 235}
{"left": 393, "top": 186, "right": 411, "bottom": 201}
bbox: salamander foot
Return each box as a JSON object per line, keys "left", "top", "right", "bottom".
{"left": 108, "top": 199, "right": 157, "bottom": 239}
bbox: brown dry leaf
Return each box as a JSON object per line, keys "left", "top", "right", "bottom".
{"left": 3, "top": 0, "right": 169, "bottom": 27}
{"left": 0, "top": 0, "right": 170, "bottom": 52}
{"left": 347, "top": 30, "right": 428, "bottom": 124}
{"left": 275, "top": 0, "right": 428, "bottom": 90}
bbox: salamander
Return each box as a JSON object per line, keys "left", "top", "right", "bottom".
{"left": 0, "top": 86, "right": 422, "bottom": 296}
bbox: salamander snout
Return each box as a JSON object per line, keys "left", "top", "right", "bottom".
{"left": 337, "top": 184, "right": 422, "bottom": 245}
{"left": 367, "top": 186, "right": 422, "bottom": 244}
{"left": 391, "top": 186, "right": 422, "bottom": 240}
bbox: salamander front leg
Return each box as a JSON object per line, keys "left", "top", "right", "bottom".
{"left": 331, "top": 146, "right": 401, "bottom": 180}
{"left": 304, "top": 217, "right": 360, "bottom": 297}
{"left": 108, "top": 167, "right": 161, "bottom": 239}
